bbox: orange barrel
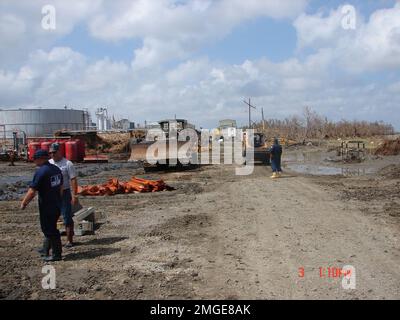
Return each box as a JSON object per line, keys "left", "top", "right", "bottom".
{"left": 65, "top": 141, "right": 78, "bottom": 162}
{"left": 41, "top": 141, "right": 52, "bottom": 153}
{"left": 56, "top": 141, "right": 66, "bottom": 157}
{"left": 76, "top": 139, "right": 85, "bottom": 162}
{"left": 28, "top": 142, "right": 41, "bottom": 161}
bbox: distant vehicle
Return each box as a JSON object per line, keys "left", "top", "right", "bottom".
{"left": 338, "top": 140, "right": 366, "bottom": 162}
{"left": 129, "top": 119, "right": 199, "bottom": 169}
{"left": 243, "top": 132, "right": 271, "bottom": 165}
{"left": 218, "top": 119, "right": 237, "bottom": 129}
{"left": 217, "top": 119, "right": 237, "bottom": 140}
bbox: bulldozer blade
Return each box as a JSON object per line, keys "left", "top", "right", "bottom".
{"left": 129, "top": 140, "right": 198, "bottom": 165}
{"left": 128, "top": 143, "right": 152, "bottom": 162}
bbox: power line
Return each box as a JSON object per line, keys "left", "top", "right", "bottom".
{"left": 243, "top": 98, "right": 256, "bottom": 129}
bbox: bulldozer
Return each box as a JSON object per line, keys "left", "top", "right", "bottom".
{"left": 243, "top": 132, "right": 271, "bottom": 165}
{"left": 254, "top": 133, "right": 271, "bottom": 165}
{"left": 128, "top": 119, "right": 199, "bottom": 169}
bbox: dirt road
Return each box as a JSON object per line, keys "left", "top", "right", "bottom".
{"left": 0, "top": 162, "right": 399, "bottom": 299}
{"left": 192, "top": 166, "right": 399, "bottom": 299}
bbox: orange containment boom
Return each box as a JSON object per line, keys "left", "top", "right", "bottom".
{"left": 78, "top": 176, "right": 174, "bottom": 196}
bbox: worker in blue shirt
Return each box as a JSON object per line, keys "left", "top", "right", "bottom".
{"left": 21, "top": 149, "right": 64, "bottom": 262}
{"left": 269, "top": 138, "right": 283, "bottom": 179}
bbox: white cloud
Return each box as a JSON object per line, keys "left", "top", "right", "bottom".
{"left": 0, "top": 0, "right": 308, "bottom": 69}
{"left": 131, "top": 38, "right": 189, "bottom": 69}
{"left": 294, "top": 3, "right": 400, "bottom": 72}
{"left": 88, "top": 0, "right": 308, "bottom": 67}
{"left": 0, "top": 0, "right": 102, "bottom": 68}
{"left": 1, "top": 45, "right": 399, "bottom": 128}
{"left": 0, "top": 1, "right": 399, "bottom": 129}
{"left": 89, "top": 0, "right": 307, "bottom": 41}
{"left": 387, "top": 81, "right": 400, "bottom": 93}
{"left": 166, "top": 59, "right": 210, "bottom": 85}
{"left": 0, "top": 0, "right": 102, "bottom": 35}
{"left": 0, "top": 13, "right": 26, "bottom": 44}
{"left": 294, "top": 6, "right": 354, "bottom": 49}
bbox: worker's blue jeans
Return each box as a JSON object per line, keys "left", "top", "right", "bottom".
{"left": 271, "top": 157, "right": 282, "bottom": 173}
{"left": 61, "top": 190, "right": 74, "bottom": 227}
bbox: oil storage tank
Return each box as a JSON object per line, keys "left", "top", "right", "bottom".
{"left": 0, "top": 108, "right": 88, "bottom": 138}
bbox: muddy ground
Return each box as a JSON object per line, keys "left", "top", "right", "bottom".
{"left": 0, "top": 147, "right": 399, "bottom": 300}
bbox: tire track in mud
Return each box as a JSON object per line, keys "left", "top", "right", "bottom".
{"left": 286, "top": 177, "right": 400, "bottom": 299}
{"left": 192, "top": 166, "right": 400, "bottom": 299}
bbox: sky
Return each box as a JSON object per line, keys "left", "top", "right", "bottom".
{"left": 0, "top": 0, "right": 399, "bottom": 129}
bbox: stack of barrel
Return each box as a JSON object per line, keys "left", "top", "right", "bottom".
{"left": 28, "top": 139, "right": 85, "bottom": 162}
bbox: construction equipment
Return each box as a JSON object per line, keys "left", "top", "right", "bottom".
{"left": 253, "top": 133, "right": 271, "bottom": 165}
{"left": 0, "top": 130, "right": 27, "bottom": 162}
{"left": 243, "top": 132, "right": 271, "bottom": 165}
{"left": 129, "top": 119, "right": 199, "bottom": 168}
{"left": 338, "top": 140, "right": 366, "bottom": 162}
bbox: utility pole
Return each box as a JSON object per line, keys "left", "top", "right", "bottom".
{"left": 261, "top": 107, "right": 265, "bottom": 131}
{"left": 243, "top": 98, "right": 256, "bottom": 129}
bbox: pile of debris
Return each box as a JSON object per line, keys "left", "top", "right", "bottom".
{"left": 78, "top": 177, "right": 174, "bottom": 196}
{"left": 375, "top": 138, "right": 400, "bottom": 156}
{"left": 96, "top": 132, "right": 131, "bottom": 153}
{"left": 55, "top": 131, "right": 136, "bottom": 155}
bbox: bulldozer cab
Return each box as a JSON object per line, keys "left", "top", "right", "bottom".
{"left": 253, "top": 133, "right": 267, "bottom": 148}
{"left": 243, "top": 132, "right": 267, "bottom": 148}
{"left": 160, "top": 119, "right": 187, "bottom": 131}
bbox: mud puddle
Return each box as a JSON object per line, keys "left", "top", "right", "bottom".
{"left": 0, "top": 161, "right": 142, "bottom": 201}
{"left": 285, "top": 163, "right": 375, "bottom": 176}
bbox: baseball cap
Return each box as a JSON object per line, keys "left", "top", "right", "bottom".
{"left": 33, "top": 149, "right": 49, "bottom": 160}
{"left": 49, "top": 143, "right": 60, "bottom": 153}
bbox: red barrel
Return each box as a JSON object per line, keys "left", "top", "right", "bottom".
{"left": 56, "top": 141, "right": 66, "bottom": 157}
{"left": 76, "top": 139, "right": 85, "bottom": 162}
{"left": 41, "top": 141, "right": 53, "bottom": 152}
{"left": 65, "top": 141, "right": 78, "bottom": 162}
{"left": 28, "top": 142, "right": 41, "bottom": 161}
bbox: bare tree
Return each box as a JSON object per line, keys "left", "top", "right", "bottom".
{"left": 251, "top": 107, "right": 394, "bottom": 141}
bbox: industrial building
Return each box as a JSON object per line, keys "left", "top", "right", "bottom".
{"left": 95, "top": 107, "right": 110, "bottom": 131}
{"left": 95, "top": 107, "right": 135, "bottom": 131}
{"left": 0, "top": 108, "right": 89, "bottom": 138}
{"left": 219, "top": 119, "right": 237, "bottom": 129}
{"left": 218, "top": 119, "right": 237, "bottom": 138}
{"left": 115, "top": 119, "right": 135, "bottom": 130}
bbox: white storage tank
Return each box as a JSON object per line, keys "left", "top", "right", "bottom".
{"left": 0, "top": 108, "right": 87, "bottom": 138}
